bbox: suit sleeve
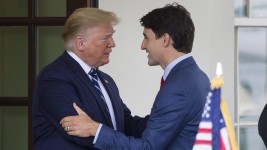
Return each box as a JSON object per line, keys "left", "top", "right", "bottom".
{"left": 123, "top": 103, "right": 149, "bottom": 138}
{"left": 36, "top": 69, "right": 95, "bottom": 148}
{"left": 94, "top": 83, "right": 189, "bottom": 150}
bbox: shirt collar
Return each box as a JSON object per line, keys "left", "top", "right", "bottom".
{"left": 67, "top": 50, "right": 92, "bottom": 74}
{"left": 162, "top": 53, "right": 191, "bottom": 80}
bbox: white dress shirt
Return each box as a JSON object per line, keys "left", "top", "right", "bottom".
{"left": 67, "top": 50, "right": 117, "bottom": 143}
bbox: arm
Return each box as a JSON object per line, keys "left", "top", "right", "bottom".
{"left": 35, "top": 70, "right": 95, "bottom": 147}
{"left": 61, "top": 84, "right": 189, "bottom": 149}
{"left": 123, "top": 103, "right": 149, "bottom": 137}
{"left": 96, "top": 87, "right": 188, "bottom": 150}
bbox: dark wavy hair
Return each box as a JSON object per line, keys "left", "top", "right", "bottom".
{"left": 140, "top": 2, "right": 195, "bottom": 53}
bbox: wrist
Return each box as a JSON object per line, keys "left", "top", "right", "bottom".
{"left": 92, "top": 122, "right": 100, "bottom": 136}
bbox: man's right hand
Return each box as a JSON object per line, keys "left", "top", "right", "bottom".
{"left": 60, "top": 103, "right": 100, "bottom": 137}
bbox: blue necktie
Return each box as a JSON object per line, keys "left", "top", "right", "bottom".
{"left": 89, "top": 69, "right": 116, "bottom": 128}
{"left": 89, "top": 69, "right": 106, "bottom": 102}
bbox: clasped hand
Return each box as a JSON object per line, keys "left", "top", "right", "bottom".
{"left": 60, "top": 103, "right": 100, "bottom": 137}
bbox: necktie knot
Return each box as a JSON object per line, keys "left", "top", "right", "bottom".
{"left": 89, "top": 69, "right": 98, "bottom": 79}
{"left": 89, "top": 69, "right": 103, "bottom": 97}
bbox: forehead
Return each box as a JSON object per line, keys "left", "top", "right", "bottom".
{"left": 143, "top": 28, "right": 156, "bottom": 37}
{"left": 86, "top": 24, "right": 115, "bottom": 35}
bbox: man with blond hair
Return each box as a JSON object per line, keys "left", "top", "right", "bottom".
{"left": 32, "top": 8, "right": 148, "bottom": 150}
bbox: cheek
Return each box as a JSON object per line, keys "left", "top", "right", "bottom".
{"left": 97, "top": 48, "right": 108, "bottom": 58}
{"left": 91, "top": 44, "right": 104, "bottom": 55}
{"left": 147, "top": 42, "right": 156, "bottom": 50}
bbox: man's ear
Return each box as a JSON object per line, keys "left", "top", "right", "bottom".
{"left": 75, "top": 36, "right": 85, "bottom": 51}
{"left": 163, "top": 33, "right": 171, "bottom": 48}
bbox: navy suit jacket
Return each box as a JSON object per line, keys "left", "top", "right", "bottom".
{"left": 94, "top": 57, "right": 210, "bottom": 150}
{"left": 32, "top": 51, "right": 148, "bottom": 150}
{"left": 259, "top": 104, "right": 267, "bottom": 147}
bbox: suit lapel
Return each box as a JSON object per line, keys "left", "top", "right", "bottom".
{"left": 97, "top": 72, "right": 123, "bottom": 131}
{"left": 62, "top": 52, "right": 113, "bottom": 127}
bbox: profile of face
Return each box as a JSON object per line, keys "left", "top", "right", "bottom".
{"left": 76, "top": 24, "right": 116, "bottom": 68}
{"left": 141, "top": 28, "right": 164, "bottom": 67}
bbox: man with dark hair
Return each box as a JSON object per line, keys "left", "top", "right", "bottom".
{"left": 61, "top": 3, "right": 210, "bottom": 149}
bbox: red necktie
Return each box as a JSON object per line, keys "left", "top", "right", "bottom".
{"left": 160, "top": 77, "right": 165, "bottom": 88}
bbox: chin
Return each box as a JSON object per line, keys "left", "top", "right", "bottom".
{"left": 148, "top": 61, "right": 158, "bottom": 66}
{"left": 148, "top": 60, "right": 154, "bottom": 66}
{"left": 102, "top": 60, "right": 110, "bottom": 66}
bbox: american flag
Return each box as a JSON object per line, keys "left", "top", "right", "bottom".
{"left": 193, "top": 88, "right": 232, "bottom": 150}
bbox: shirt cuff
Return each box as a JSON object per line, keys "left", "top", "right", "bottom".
{"left": 93, "top": 124, "right": 103, "bottom": 144}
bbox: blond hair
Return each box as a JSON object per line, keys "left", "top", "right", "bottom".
{"left": 62, "top": 8, "right": 120, "bottom": 50}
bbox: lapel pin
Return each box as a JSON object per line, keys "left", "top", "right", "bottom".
{"left": 105, "top": 80, "right": 108, "bottom": 83}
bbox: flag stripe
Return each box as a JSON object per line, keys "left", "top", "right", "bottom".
{"left": 197, "top": 128, "right": 212, "bottom": 133}
{"left": 220, "top": 127, "right": 231, "bottom": 150}
{"left": 195, "top": 133, "right": 212, "bottom": 141}
{"left": 198, "top": 122, "right": 212, "bottom": 128}
{"left": 194, "top": 140, "right": 212, "bottom": 145}
{"left": 193, "top": 144, "right": 212, "bottom": 150}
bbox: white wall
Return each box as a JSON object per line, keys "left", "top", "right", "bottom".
{"left": 99, "top": 0, "right": 235, "bottom": 117}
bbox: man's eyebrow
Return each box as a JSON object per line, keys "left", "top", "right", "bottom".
{"left": 104, "top": 30, "right": 116, "bottom": 36}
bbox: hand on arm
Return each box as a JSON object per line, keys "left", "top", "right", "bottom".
{"left": 60, "top": 103, "right": 100, "bottom": 137}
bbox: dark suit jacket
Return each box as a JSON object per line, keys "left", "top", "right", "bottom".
{"left": 259, "top": 104, "right": 267, "bottom": 148}
{"left": 32, "top": 51, "right": 148, "bottom": 150}
{"left": 94, "top": 56, "right": 210, "bottom": 150}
